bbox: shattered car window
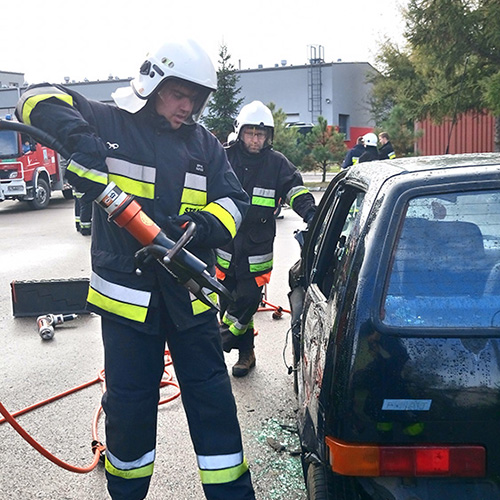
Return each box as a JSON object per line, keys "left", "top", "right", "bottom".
{"left": 383, "top": 190, "right": 500, "bottom": 328}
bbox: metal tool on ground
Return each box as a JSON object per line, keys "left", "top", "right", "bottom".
{"left": 36, "top": 313, "right": 78, "bottom": 340}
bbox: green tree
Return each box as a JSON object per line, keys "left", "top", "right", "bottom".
{"left": 267, "top": 102, "right": 306, "bottom": 167}
{"left": 370, "top": 0, "right": 500, "bottom": 151}
{"left": 203, "top": 44, "right": 243, "bottom": 143}
{"left": 377, "top": 104, "right": 423, "bottom": 156}
{"left": 301, "top": 117, "right": 346, "bottom": 182}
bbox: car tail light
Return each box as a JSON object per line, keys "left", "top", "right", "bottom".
{"left": 325, "top": 437, "right": 485, "bottom": 477}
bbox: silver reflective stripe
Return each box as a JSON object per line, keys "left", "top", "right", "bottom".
{"left": 223, "top": 312, "right": 239, "bottom": 325}
{"left": 197, "top": 451, "right": 244, "bottom": 470}
{"left": 285, "top": 185, "right": 307, "bottom": 204}
{"left": 107, "top": 449, "right": 156, "bottom": 470}
{"left": 185, "top": 172, "right": 207, "bottom": 191}
{"left": 233, "top": 319, "right": 248, "bottom": 331}
{"left": 253, "top": 187, "right": 275, "bottom": 198}
{"left": 249, "top": 252, "right": 274, "bottom": 264}
{"left": 90, "top": 271, "right": 150, "bottom": 307}
{"left": 106, "top": 157, "right": 156, "bottom": 183}
{"left": 216, "top": 249, "right": 232, "bottom": 261}
{"left": 214, "top": 197, "right": 243, "bottom": 230}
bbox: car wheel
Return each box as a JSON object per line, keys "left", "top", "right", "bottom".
{"left": 306, "top": 462, "right": 366, "bottom": 500}
{"left": 30, "top": 178, "right": 50, "bottom": 210}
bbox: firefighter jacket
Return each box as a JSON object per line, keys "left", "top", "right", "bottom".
{"left": 16, "top": 84, "right": 249, "bottom": 332}
{"left": 358, "top": 146, "right": 380, "bottom": 163}
{"left": 342, "top": 143, "right": 365, "bottom": 169}
{"left": 378, "top": 140, "right": 396, "bottom": 160}
{"left": 216, "top": 141, "right": 316, "bottom": 280}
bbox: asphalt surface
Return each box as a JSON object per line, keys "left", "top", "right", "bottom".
{"left": 0, "top": 191, "right": 323, "bottom": 500}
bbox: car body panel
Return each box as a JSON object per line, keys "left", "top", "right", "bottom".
{"left": 291, "top": 154, "right": 500, "bottom": 496}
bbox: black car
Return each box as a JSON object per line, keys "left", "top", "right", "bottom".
{"left": 288, "top": 153, "right": 500, "bottom": 500}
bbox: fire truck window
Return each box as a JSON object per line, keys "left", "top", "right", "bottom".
{"left": 0, "top": 131, "right": 19, "bottom": 157}
{"left": 21, "top": 134, "right": 37, "bottom": 152}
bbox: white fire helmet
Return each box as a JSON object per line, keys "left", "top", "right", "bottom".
{"left": 234, "top": 101, "right": 274, "bottom": 141}
{"left": 226, "top": 131, "right": 237, "bottom": 145}
{"left": 112, "top": 38, "right": 217, "bottom": 122}
{"left": 363, "top": 132, "right": 378, "bottom": 147}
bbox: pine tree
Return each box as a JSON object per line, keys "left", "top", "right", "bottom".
{"left": 203, "top": 44, "right": 244, "bottom": 143}
{"left": 302, "top": 117, "right": 346, "bottom": 182}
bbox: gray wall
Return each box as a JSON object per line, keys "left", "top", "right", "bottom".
{"left": 236, "top": 62, "right": 376, "bottom": 133}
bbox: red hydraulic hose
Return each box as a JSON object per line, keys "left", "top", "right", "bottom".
{"left": 0, "top": 351, "right": 180, "bottom": 473}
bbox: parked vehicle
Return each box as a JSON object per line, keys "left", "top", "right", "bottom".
{"left": 0, "top": 117, "right": 72, "bottom": 209}
{"left": 288, "top": 153, "right": 500, "bottom": 499}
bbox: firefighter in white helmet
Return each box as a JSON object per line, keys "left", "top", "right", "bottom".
{"left": 17, "top": 39, "right": 255, "bottom": 500}
{"left": 358, "top": 132, "right": 380, "bottom": 163}
{"left": 216, "top": 101, "right": 317, "bottom": 377}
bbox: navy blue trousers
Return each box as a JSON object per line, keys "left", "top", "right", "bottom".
{"left": 101, "top": 302, "right": 255, "bottom": 500}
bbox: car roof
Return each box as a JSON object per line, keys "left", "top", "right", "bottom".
{"left": 344, "top": 152, "right": 500, "bottom": 191}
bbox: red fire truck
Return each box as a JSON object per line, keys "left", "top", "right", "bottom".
{"left": 0, "top": 118, "right": 72, "bottom": 209}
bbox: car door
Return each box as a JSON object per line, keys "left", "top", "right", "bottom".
{"left": 299, "top": 180, "right": 366, "bottom": 434}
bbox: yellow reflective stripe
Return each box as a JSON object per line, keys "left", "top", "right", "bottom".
{"left": 22, "top": 93, "right": 74, "bottom": 125}
{"left": 222, "top": 313, "right": 247, "bottom": 336}
{"left": 87, "top": 288, "right": 148, "bottom": 323}
{"left": 202, "top": 202, "right": 236, "bottom": 238}
{"left": 229, "top": 323, "right": 247, "bottom": 336}
{"left": 181, "top": 187, "right": 207, "bottom": 207}
{"left": 191, "top": 292, "right": 218, "bottom": 315}
{"left": 109, "top": 173, "right": 155, "bottom": 199}
{"left": 249, "top": 261, "right": 273, "bottom": 273}
{"left": 67, "top": 160, "right": 108, "bottom": 186}
{"left": 249, "top": 252, "right": 273, "bottom": 273}
{"left": 105, "top": 456, "right": 154, "bottom": 480}
{"left": 217, "top": 255, "right": 231, "bottom": 269}
{"left": 222, "top": 312, "right": 238, "bottom": 327}
{"left": 216, "top": 249, "right": 232, "bottom": 269}
{"left": 389, "top": 152, "right": 396, "bottom": 159}
{"left": 252, "top": 196, "right": 275, "bottom": 207}
{"left": 289, "top": 188, "right": 309, "bottom": 209}
{"left": 199, "top": 458, "right": 249, "bottom": 485}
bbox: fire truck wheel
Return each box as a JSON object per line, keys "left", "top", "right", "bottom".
{"left": 30, "top": 178, "right": 50, "bottom": 210}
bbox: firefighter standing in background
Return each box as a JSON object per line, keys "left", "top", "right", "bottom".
{"left": 341, "top": 135, "right": 365, "bottom": 168}
{"left": 217, "top": 101, "right": 316, "bottom": 377}
{"left": 73, "top": 189, "right": 92, "bottom": 235}
{"left": 358, "top": 132, "right": 380, "bottom": 163}
{"left": 16, "top": 39, "right": 255, "bottom": 500}
{"left": 378, "top": 131, "right": 396, "bottom": 160}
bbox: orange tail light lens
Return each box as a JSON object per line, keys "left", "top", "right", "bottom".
{"left": 325, "top": 437, "right": 485, "bottom": 477}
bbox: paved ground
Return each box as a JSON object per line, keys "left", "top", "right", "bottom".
{"left": 0, "top": 191, "right": 323, "bottom": 500}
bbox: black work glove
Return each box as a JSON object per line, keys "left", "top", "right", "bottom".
{"left": 163, "top": 212, "right": 208, "bottom": 247}
{"left": 304, "top": 206, "right": 316, "bottom": 225}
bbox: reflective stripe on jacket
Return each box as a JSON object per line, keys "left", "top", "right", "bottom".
{"left": 16, "top": 84, "right": 249, "bottom": 331}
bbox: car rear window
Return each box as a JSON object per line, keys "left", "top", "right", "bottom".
{"left": 383, "top": 189, "right": 500, "bottom": 328}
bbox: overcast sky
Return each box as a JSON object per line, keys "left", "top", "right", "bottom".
{"left": 3, "top": 0, "right": 408, "bottom": 85}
